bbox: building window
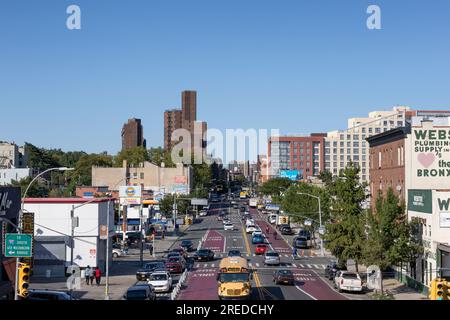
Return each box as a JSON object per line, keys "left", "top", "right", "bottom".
{"left": 353, "top": 135, "right": 359, "bottom": 140}
{"left": 333, "top": 148, "right": 337, "bottom": 154}
{"left": 353, "top": 142, "right": 359, "bottom": 148}
{"left": 140, "top": 172, "right": 144, "bottom": 179}
{"left": 333, "top": 155, "right": 337, "bottom": 161}
{"left": 340, "top": 155, "right": 344, "bottom": 161}
{"left": 369, "top": 127, "right": 373, "bottom": 134}
{"left": 353, "top": 148, "right": 359, "bottom": 154}
{"left": 340, "top": 162, "right": 344, "bottom": 167}
{"left": 340, "top": 134, "right": 344, "bottom": 140}
{"left": 362, "top": 155, "right": 366, "bottom": 161}
{"left": 353, "top": 155, "right": 359, "bottom": 161}
{"left": 340, "top": 148, "right": 345, "bottom": 154}
{"left": 333, "top": 141, "right": 337, "bottom": 147}
{"left": 378, "top": 151, "right": 381, "bottom": 168}
{"left": 340, "top": 142, "right": 344, "bottom": 147}
{"left": 362, "top": 128, "right": 366, "bottom": 133}
{"left": 375, "top": 128, "right": 381, "bottom": 134}
{"left": 325, "top": 141, "right": 330, "bottom": 147}
{"left": 347, "top": 141, "right": 351, "bottom": 148}
{"left": 362, "top": 175, "right": 366, "bottom": 180}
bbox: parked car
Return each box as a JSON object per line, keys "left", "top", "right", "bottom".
{"left": 325, "top": 260, "right": 346, "bottom": 280}
{"left": 280, "top": 225, "right": 294, "bottom": 235}
{"left": 193, "top": 249, "right": 215, "bottom": 261}
{"left": 224, "top": 222, "right": 234, "bottom": 231}
{"left": 136, "top": 260, "right": 167, "bottom": 281}
{"left": 268, "top": 215, "right": 277, "bottom": 224}
{"left": 252, "top": 234, "right": 265, "bottom": 244}
{"left": 252, "top": 230, "right": 263, "bottom": 237}
{"left": 334, "top": 271, "right": 363, "bottom": 293}
{"left": 166, "top": 251, "right": 182, "bottom": 259}
{"left": 112, "top": 247, "right": 124, "bottom": 258}
{"left": 273, "top": 270, "right": 295, "bottom": 285}
{"left": 26, "top": 290, "right": 76, "bottom": 300}
{"left": 123, "top": 283, "right": 156, "bottom": 300}
{"left": 292, "top": 236, "right": 309, "bottom": 249}
{"left": 165, "top": 256, "right": 186, "bottom": 273}
{"left": 255, "top": 244, "right": 268, "bottom": 255}
{"left": 148, "top": 271, "right": 173, "bottom": 293}
{"left": 227, "top": 250, "right": 241, "bottom": 257}
{"left": 264, "top": 251, "right": 281, "bottom": 266}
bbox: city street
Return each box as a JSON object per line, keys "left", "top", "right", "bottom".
{"left": 177, "top": 201, "right": 349, "bottom": 300}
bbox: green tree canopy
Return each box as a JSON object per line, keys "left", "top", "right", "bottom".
{"left": 148, "top": 147, "right": 175, "bottom": 167}
{"left": 259, "top": 177, "right": 294, "bottom": 197}
{"left": 323, "top": 164, "right": 367, "bottom": 271}
{"left": 114, "top": 147, "right": 149, "bottom": 167}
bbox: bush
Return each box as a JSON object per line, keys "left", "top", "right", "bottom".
{"left": 370, "top": 292, "right": 395, "bottom": 300}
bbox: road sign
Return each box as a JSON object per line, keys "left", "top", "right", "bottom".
{"left": 191, "top": 198, "right": 208, "bottom": 206}
{"left": 4, "top": 233, "right": 33, "bottom": 257}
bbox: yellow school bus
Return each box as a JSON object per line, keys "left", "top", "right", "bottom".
{"left": 217, "top": 257, "right": 252, "bottom": 300}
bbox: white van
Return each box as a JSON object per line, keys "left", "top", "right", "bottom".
{"left": 268, "top": 214, "right": 277, "bottom": 224}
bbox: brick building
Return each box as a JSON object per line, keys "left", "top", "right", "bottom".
{"left": 164, "top": 109, "right": 182, "bottom": 150}
{"left": 366, "top": 126, "right": 410, "bottom": 205}
{"left": 267, "top": 133, "right": 326, "bottom": 180}
{"left": 121, "top": 118, "right": 146, "bottom": 151}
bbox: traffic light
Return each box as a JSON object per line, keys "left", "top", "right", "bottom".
{"left": 18, "top": 262, "right": 31, "bottom": 298}
{"left": 429, "top": 278, "right": 448, "bottom": 300}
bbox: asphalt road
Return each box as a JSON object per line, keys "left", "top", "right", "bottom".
{"left": 176, "top": 200, "right": 349, "bottom": 300}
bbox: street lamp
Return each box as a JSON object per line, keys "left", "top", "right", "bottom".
{"left": 296, "top": 192, "right": 324, "bottom": 257}
{"left": 16, "top": 167, "right": 74, "bottom": 300}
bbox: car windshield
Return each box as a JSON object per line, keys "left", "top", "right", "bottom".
{"left": 198, "top": 250, "right": 209, "bottom": 255}
{"left": 218, "top": 273, "right": 250, "bottom": 283}
{"left": 266, "top": 252, "right": 279, "bottom": 257}
{"left": 150, "top": 274, "right": 168, "bottom": 281}
{"left": 126, "top": 290, "right": 147, "bottom": 299}
{"left": 145, "top": 262, "right": 164, "bottom": 269}
{"left": 342, "top": 273, "right": 359, "bottom": 279}
{"left": 277, "top": 270, "right": 293, "bottom": 276}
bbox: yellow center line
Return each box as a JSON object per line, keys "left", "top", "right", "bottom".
{"left": 241, "top": 218, "right": 264, "bottom": 300}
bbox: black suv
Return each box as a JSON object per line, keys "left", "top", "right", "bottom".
{"left": 181, "top": 240, "right": 194, "bottom": 252}
{"left": 136, "top": 260, "right": 166, "bottom": 281}
{"left": 123, "top": 283, "right": 156, "bottom": 301}
{"left": 280, "top": 225, "right": 293, "bottom": 235}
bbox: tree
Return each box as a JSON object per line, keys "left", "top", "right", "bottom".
{"left": 323, "top": 164, "right": 367, "bottom": 271}
{"left": 25, "top": 142, "right": 61, "bottom": 170}
{"left": 192, "top": 162, "right": 212, "bottom": 194}
{"left": 114, "top": 147, "right": 149, "bottom": 167}
{"left": 259, "top": 177, "right": 294, "bottom": 197}
{"left": 10, "top": 177, "right": 49, "bottom": 198}
{"left": 363, "top": 188, "right": 424, "bottom": 293}
{"left": 160, "top": 194, "right": 190, "bottom": 217}
{"left": 148, "top": 147, "right": 175, "bottom": 167}
{"left": 281, "top": 182, "right": 331, "bottom": 226}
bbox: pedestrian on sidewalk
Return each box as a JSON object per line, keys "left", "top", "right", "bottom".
{"left": 148, "top": 243, "right": 154, "bottom": 256}
{"left": 89, "top": 267, "right": 95, "bottom": 285}
{"left": 84, "top": 266, "right": 91, "bottom": 285}
{"left": 94, "top": 267, "right": 102, "bottom": 286}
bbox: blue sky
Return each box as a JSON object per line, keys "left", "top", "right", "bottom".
{"left": 1, "top": 0, "right": 450, "bottom": 156}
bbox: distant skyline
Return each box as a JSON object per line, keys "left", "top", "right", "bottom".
{"left": 1, "top": 1, "right": 450, "bottom": 157}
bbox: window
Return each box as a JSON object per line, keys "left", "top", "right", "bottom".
{"left": 325, "top": 155, "right": 330, "bottom": 161}
{"left": 362, "top": 128, "right": 366, "bottom": 133}
{"left": 353, "top": 142, "right": 359, "bottom": 148}
{"left": 347, "top": 142, "right": 351, "bottom": 148}
{"left": 340, "top": 148, "right": 345, "bottom": 154}
{"left": 340, "top": 142, "right": 344, "bottom": 147}
{"left": 353, "top": 135, "right": 359, "bottom": 140}
{"left": 362, "top": 175, "right": 366, "bottom": 180}
{"left": 347, "top": 148, "right": 351, "bottom": 154}
{"left": 347, "top": 134, "right": 351, "bottom": 140}
{"left": 340, "top": 155, "right": 344, "bottom": 161}
{"left": 375, "top": 128, "right": 381, "bottom": 133}
{"left": 378, "top": 152, "right": 381, "bottom": 168}
{"left": 333, "top": 141, "right": 337, "bottom": 147}
{"left": 325, "top": 141, "right": 330, "bottom": 147}
{"left": 340, "top": 162, "right": 344, "bottom": 167}
{"left": 369, "top": 128, "right": 373, "bottom": 134}
{"left": 140, "top": 172, "right": 144, "bottom": 179}
{"left": 353, "top": 148, "right": 359, "bottom": 154}
{"left": 333, "top": 155, "right": 337, "bottom": 161}
{"left": 362, "top": 155, "right": 366, "bottom": 161}
{"left": 340, "top": 134, "right": 344, "bottom": 140}
{"left": 397, "top": 121, "right": 403, "bottom": 127}
{"left": 353, "top": 155, "right": 359, "bottom": 161}
{"left": 333, "top": 162, "right": 337, "bottom": 167}
{"left": 333, "top": 148, "right": 337, "bottom": 154}
{"left": 429, "top": 225, "right": 431, "bottom": 237}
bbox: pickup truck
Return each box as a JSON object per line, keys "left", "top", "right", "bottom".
{"left": 334, "top": 271, "right": 363, "bottom": 293}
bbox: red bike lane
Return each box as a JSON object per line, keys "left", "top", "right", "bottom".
{"left": 250, "top": 208, "right": 348, "bottom": 300}
{"left": 177, "top": 230, "right": 225, "bottom": 300}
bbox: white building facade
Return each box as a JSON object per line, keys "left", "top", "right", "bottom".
{"left": 405, "top": 116, "right": 450, "bottom": 289}
{"left": 0, "top": 142, "right": 27, "bottom": 168}
{"left": 324, "top": 106, "right": 410, "bottom": 183}
{"left": 23, "top": 198, "right": 115, "bottom": 277}
{"left": 0, "top": 168, "right": 32, "bottom": 185}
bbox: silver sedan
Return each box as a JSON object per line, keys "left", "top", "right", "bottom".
{"left": 264, "top": 251, "right": 281, "bottom": 266}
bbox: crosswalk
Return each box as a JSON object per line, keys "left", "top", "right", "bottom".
{"left": 201, "top": 253, "right": 317, "bottom": 259}
{"left": 192, "top": 262, "right": 327, "bottom": 270}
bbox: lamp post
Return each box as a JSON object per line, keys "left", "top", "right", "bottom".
{"left": 16, "top": 167, "right": 74, "bottom": 300}
{"left": 296, "top": 192, "right": 324, "bottom": 257}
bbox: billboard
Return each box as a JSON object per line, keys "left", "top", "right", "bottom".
{"left": 280, "top": 170, "right": 302, "bottom": 181}
{"left": 119, "top": 186, "right": 142, "bottom": 205}
{"left": 410, "top": 119, "right": 450, "bottom": 189}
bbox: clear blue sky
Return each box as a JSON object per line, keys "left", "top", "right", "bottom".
{"left": 1, "top": 0, "right": 450, "bottom": 156}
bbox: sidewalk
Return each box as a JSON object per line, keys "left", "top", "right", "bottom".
{"left": 374, "top": 278, "right": 427, "bottom": 300}
{"left": 30, "top": 223, "right": 192, "bottom": 300}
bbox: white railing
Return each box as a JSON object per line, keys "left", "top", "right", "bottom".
{"left": 170, "top": 269, "right": 188, "bottom": 300}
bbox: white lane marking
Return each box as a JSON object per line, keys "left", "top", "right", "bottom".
{"left": 195, "top": 264, "right": 200, "bottom": 268}
{"left": 204, "top": 264, "right": 208, "bottom": 268}
{"left": 299, "top": 264, "right": 305, "bottom": 268}
{"left": 295, "top": 285, "right": 318, "bottom": 301}
{"left": 307, "top": 264, "right": 313, "bottom": 268}
{"left": 292, "top": 263, "right": 297, "bottom": 268}
{"left": 249, "top": 262, "right": 253, "bottom": 267}
{"left": 256, "top": 263, "right": 260, "bottom": 267}
{"left": 211, "top": 264, "right": 215, "bottom": 268}
{"left": 284, "top": 255, "right": 288, "bottom": 257}
{"left": 321, "top": 264, "right": 326, "bottom": 269}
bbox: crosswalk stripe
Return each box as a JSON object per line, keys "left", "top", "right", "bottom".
{"left": 321, "top": 265, "right": 326, "bottom": 269}
{"left": 307, "top": 264, "right": 312, "bottom": 268}
{"left": 292, "top": 263, "right": 297, "bottom": 267}
{"left": 211, "top": 264, "right": 215, "bottom": 268}
{"left": 313, "top": 264, "right": 320, "bottom": 269}
{"left": 204, "top": 264, "right": 208, "bottom": 268}
{"left": 195, "top": 264, "right": 200, "bottom": 268}
{"left": 299, "top": 264, "right": 304, "bottom": 268}
{"left": 284, "top": 254, "right": 288, "bottom": 257}
{"left": 256, "top": 263, "right": 260, "bottom": 267}
{"left": 249, "top": 262, "right": 253, "bottom": 267}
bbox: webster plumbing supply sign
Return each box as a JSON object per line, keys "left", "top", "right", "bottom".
{"left": 411, "top": 120, "right": 450, "bottom": 189}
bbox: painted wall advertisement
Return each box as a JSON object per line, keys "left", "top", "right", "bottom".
{"left": 280, "top": 170, "right": 302, "bottom": 181}
{"left": 436, "top": 192, "right": 450, "bottom": 228}
{"left": 407, "top": 189, "right": 432, "bottom": 214}
{"left": 411, "top": 121, "right": 450, "bottom": 189}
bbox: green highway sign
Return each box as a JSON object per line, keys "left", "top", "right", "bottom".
{"left": 4, "top": 234, "right": 33, "bottom": 258}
